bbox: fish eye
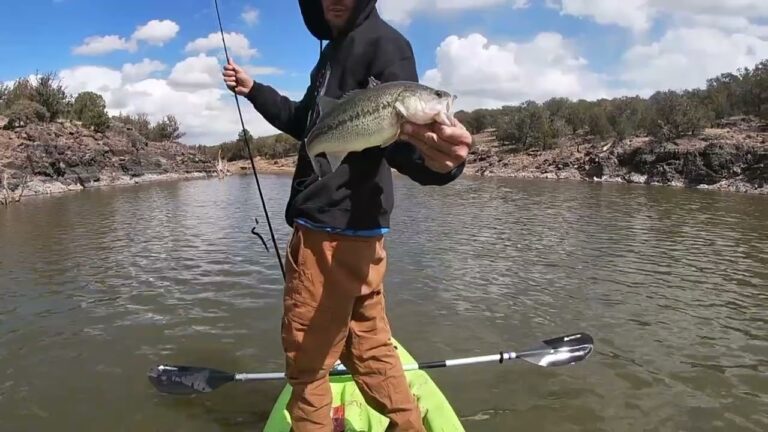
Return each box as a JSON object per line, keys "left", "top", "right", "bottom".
{"left": 434, "top": 90, "right": 447, "bottom": 98}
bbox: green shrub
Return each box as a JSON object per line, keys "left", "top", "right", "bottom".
{"left": 0, "top": 83, "right": 10, "bottom": 112}
{"left": 112, "top": 112, "right": 152, "bottom": 139}
{"left": 586, "top": 105, "right": 614, "bottom": 139}
{"left": 3, "top": 100, "right": 50, "bottom": 129}
{"left": 148, "top": 114, "right": 185, "bottom": 142}
{"left": 605, "top": 96, "right": 648, "bottom": 140}
{"left": 72, "top": 91, "right": 110, "bottom": 132}
{"left": 647, "top": 91, "right": 714, "bottom": 141}
{"left": 32, "top": 71, "right": 69, "bottom": 122}
{"left": 2, "top": 77, "right": 35, "bottom": 112}
{"left": 497, "top": 101, "right": 557, "bottom": 151}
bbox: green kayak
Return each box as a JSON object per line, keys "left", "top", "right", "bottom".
{"left": 263, "top": 338, "right": 465, "bottom": 431}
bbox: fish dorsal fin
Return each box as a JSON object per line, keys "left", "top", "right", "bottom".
{"left": 335, "top": 77, "right": 380, "bottom": 101}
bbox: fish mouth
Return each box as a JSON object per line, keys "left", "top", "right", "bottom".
{"left": 446, "top": 95, "right": 457, "bottom": 118}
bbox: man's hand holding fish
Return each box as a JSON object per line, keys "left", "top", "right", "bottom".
{"left": 399, "top": 119, "right": 472, "bottom": 174}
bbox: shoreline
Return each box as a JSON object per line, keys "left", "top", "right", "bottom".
{"left": 462, "top": 168, "right": 768, "bottom": 195}
{"left": 4, "top": 155, "right": 766, "bottom": 206}
{"left": 1, "top": 157, "right": 297, "bottom": 205}
{"left": 3, "top": 139, "right": 767, "bottom": 205}
{"left": 3, "top": 164, "right": 765, "bottom": 207}
{"left": 4, "top": 171, "right": 214, "bottom": 203}
{"left": 228, "top": 155, "right": 768, "bottom": 195}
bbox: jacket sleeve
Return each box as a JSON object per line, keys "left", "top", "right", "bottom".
{"left": 244, "top": 80, "right": 313, "bottom": 142}
{"left": 375, "top": 38, "right": 465, "bottom": 186}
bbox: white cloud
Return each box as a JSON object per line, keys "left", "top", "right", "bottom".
{"left": 57, "top": 56, "right": 283, "bottom": 145}
{"left": 378, "top": 0, "right": 529, "bottom": 25}
{"left": 422, "top": 32, "right": 612, "bottom": 110}
{"left": 681, "top": 14, "right": 768, "bottom": 38}
{"left": 421, "top": 26, "right": 768, "bottom": 108}
{"left": 72, "top": 35, "right": 137, "bottom": 55}
{"left": 412, "top": 0, "right": 768, "bottom": 108}
{"left": 537, "top": 0, "right": 768, "bottom": 94}
{"left": 59, "top": 66, "right": 123, "bottom": 96}
{"left": 185, "top": 32, "right": 258, "bottom": 60}
{"left": 121, "top": 59, "right": 167, "bottom": 82}
{"left": 557, "top": 0, "right": 652, "bottom": 33}
{"left": 241, "top": 6, "right": 260, "bottom": 26}
{"left": 549, "top": 0, "right": 768, "bottom": 33}
{"left": 131, "top": 19, "right": 180, "bottom": 46}
{"left": 619, "top": 27, "right": 768, "bottom": 92}
{"left": 652, "top": 0, "right": 768, "bottom": 19}
{"left": 244, "top": 65, "right": 285, "bottom": 76}
{"left": 72, "top": 19, "right": 180, "bottom": 56}
{"left": 168, "top": 54, "right": 222, "bottom": 91}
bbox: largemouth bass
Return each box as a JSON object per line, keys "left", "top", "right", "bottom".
{"left": 305, "top": 78, "right": 457, "bottom": 177}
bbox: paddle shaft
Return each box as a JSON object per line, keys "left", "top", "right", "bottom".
{"left": 148, "top": 332, "right": 592, "bottom": 394}
{"left": 233, "top": 351, "right": 521, "bottom": 382}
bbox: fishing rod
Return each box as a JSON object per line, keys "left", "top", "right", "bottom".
{"left": 147, "top": 332, "right": 594, "bottom": 395}
{"left": 215, "top": 0, "right": 285, "bottom": 279}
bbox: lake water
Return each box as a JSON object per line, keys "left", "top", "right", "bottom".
{"left": 1, "top": 173, "right": 767, "bottom": 431}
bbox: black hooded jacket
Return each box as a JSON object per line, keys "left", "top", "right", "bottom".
{"left": 244, "top": 0, "right": 464, "bottom": 231}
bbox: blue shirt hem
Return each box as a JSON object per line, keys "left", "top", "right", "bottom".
{"left": 294, "top": 218, "right": 389, "bottom": 237}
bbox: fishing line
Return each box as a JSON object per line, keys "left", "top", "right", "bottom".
{"left": 214, "top": 0, "right": 285, "bottom": 280}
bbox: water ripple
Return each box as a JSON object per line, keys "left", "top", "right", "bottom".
{"left": 1, "top": 175, "right": 767, "bottom": 431}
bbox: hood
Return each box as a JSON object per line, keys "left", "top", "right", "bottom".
{"left": 298, "top": 0, "right": 378, "bottom": 41}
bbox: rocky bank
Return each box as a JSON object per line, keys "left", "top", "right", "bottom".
{"left": 0, "top": 116, "right": 216, "bottom": 203}
{"left": 226, "top": 156, "right": 297, "bottom": 175}
{"left": 2, "top": 116, "right": 767, "bottom": 204}
{"left": 226, "top": 117, "right": 768, "bottom": 195}
{"left": 465, "top": 117, "right": 768, "bottom": 194}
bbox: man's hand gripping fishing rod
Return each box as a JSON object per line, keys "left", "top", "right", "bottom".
{"left": 214, "top": 0, "right": 285, "bottom": 280}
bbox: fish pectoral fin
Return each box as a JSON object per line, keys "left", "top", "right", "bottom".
{"left": 394, "top": 101, "right": 407, "bottom": 118}
{"left": 325, "top": 152, "right": 348, "bottom": 172}
{"left": 385, "top": 125, "right": 401, "bottom": 147}
{"left": 368, "top": 76, "right": 381, "bottom": 88}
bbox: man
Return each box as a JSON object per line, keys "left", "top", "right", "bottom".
{"left": 222, "top": 0, "right": 472, "bottom": 430}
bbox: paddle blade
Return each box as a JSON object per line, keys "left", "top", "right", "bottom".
{"left": 518, "top": 332, "right": 594, "bottom": 367}
{"left": 147, "top": 365, "right": 235, "bottom": 395}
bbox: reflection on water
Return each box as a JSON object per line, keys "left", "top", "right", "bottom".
{"left": 1, "top": 173, "right": 767, "bottom": 431}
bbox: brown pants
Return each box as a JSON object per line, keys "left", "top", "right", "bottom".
{"left": 281, "top": 224, "right": 425, "bottom": 431}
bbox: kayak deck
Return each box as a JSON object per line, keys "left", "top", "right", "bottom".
{"left": 263, "top": 338, "right": 465, "bottom": 431}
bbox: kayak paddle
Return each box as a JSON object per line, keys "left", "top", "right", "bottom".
{"left": 147, "top": 332, "right": 594, "bottom": 395}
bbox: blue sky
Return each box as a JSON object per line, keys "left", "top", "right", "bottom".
{"left": 0, "top": 0, "right": 628, "bottom": 89}
{"left": 1, "top": 0, "right": 766, "bottom": 145}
